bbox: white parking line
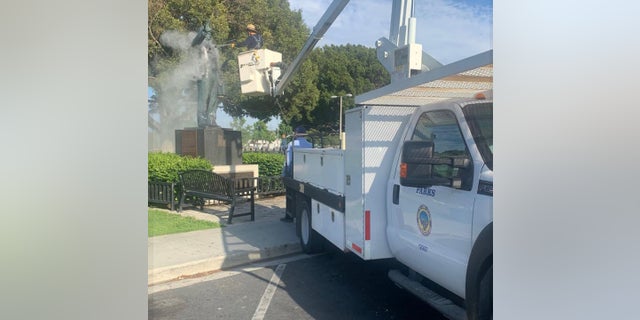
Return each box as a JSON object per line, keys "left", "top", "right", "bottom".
{"left": 251, "top": 263, "right": 286, "bottom": 320}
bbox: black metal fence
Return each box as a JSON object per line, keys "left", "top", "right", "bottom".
{"left": 148, "top": 181, "right": 175, "bottom": 211}
{"left": 236, "top": 175, "right": 285, "bottom": 197}
{"left": 255, "top": 175, "right": 285, "bottom": 196}
{"left": 148, "top": 176, "right": 285, "bottom": 210}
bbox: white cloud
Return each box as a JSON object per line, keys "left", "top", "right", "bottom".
{"left": 288, "top": 0, "right": 492, "bottom": 64}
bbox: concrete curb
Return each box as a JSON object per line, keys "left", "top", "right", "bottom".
{"left": 148, "top": 241, "right": 301, "bottom": 286}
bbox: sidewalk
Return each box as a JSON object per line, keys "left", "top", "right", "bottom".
{"left": 148, "top": 195, "right": 300, "bottom": 286}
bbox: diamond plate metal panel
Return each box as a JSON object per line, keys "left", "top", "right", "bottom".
{"left": 357, "top": 51, "right": 492, "bottom": 107}
{"left": 360, "top": 106, "right": 417, "bottom": 259}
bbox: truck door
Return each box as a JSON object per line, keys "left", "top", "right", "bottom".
{"left": 387, "top": 108, "right": 476, "bottom": 297}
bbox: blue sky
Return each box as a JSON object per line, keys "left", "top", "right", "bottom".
{"left": 157, "top": 0, "right": 493, "bottom": 130}
{"left": 287, "top": 0, "right": 492, "bottom": 63}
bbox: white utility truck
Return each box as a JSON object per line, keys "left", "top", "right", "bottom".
{"left": 283, "top": 49, "right": 493, "bottom": 320}
{"left": 236, "top": 0, "right": 493, "bottom": 318}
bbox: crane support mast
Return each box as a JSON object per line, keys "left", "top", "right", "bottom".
{"left": 272, "top": 0, "right": 350, "bottom": 96}
{"left": 389, "top": 0, "right": 416, "bottom": 46}
{"left": 377, "top": 0, "right": 442, "bottom": 81}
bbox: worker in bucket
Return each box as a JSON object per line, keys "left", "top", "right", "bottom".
{"left": 281, "top": 126, "right": 312, "bottom": 222}
{"left": 231, "top": 24, "right": 263, "bottom": 50}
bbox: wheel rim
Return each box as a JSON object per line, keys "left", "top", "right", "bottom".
{"left": 301, "top": 207, "right": 310, "bottom": 244}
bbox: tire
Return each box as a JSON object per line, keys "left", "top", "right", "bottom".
{"left": 297, "top": 197, "right": 323, "bottom": 254}
{"left": 477, "top": 265, "right": 493, "bottom": 320}
{"left": 466, "top": 224, "right": 492, "bottom": 320}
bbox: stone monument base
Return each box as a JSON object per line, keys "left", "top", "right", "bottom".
{"left": 213, "top": 164, "right": 259, "bottom": 184}
{"left": 175, "top": 126, "right": 242, "bottom": 166}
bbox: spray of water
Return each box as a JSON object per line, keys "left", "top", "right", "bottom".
{"left": 149, "top": 30, "right": 224, "bottom": 152}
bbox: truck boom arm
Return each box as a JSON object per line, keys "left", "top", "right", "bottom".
{"left": 272, "top": 0, "right": 350, "bottom": 96}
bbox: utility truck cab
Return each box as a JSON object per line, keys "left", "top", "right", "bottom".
{"left": 386, "top": 94, "right": 493, "bottom": 311}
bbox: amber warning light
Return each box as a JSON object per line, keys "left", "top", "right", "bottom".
{"left": 474, "top": 90, "right": 492, "bottom": 100}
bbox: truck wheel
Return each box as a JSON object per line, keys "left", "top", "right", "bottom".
{"left": 477, "top": 265, "right": 493, "bottom": 320}
{"left": 297, "top": 198, "right": 322, "bottom": 254}
{"left": 466, "top": 224, "right": 492, "bottom": 320}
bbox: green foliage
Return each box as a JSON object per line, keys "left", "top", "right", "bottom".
{"left": 307, "top": 130, "right": 340, "bottom": 149}
{"left": 230, "top": 117, "right": 252, "bottom": 145}
{"left": 230, "top": 118, "right": 277, "bottom": 145}
{"left": 242, "top": 152, "right": 285, "bottom": 177}
{"left": 229, "top": 116, "right": 247, "bottom": 131}
{"left": 148, "top": 209, "right": 220, "bottom": 237}
{"left": 251, "top": 121, "right": 276, "bottom": 142}
{"left": 280, "top": 59, "right": 321, "bottom": 125}
{"left": 263, "top": 44, "right": 390, "bottom": 131}
{"left": 149, "top": 0, "right": 309, "bottom": 121}
{"left": 149, "top": 1, "right": 389, "bottom": 135}
{"left": 148, "top": 152, "right": 213, "bottom": 183}
{"left": 278, "top": 122, "right": 292, "bottom": 137}
{"left": 308, "top": 45, "right": 390, "bottom": 130}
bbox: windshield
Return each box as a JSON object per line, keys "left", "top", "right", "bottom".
{"left": 463, "top": 102, "right": 493, "bottom": 170}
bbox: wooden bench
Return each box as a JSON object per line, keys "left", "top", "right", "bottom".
{"left": 178, "top": 169, "right": 256, "bottom": 224}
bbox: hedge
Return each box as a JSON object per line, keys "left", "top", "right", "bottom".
{"left": 242, "top": 152, "right": 285, "bottom": 177}
{"left": 148, "top": 152, "right": 213, "bottom": 183}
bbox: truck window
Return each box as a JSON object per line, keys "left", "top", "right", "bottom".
{"left": 411, "top": 110, "right": 473, "bottom": 190}
{"left": 463, "top": 102, "right": 493, "bottom": 171}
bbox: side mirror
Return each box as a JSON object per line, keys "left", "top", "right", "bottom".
{"left": 400, "top": 141, "right": 435, "bottom": 187}
{"left": 400, "top": 141, "right": 471, "bottom": 188}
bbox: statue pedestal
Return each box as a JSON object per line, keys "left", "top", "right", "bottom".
{"left": 175, "top": 126, "right": 242, "bottom": 166}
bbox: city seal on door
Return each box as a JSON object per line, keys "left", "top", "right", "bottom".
{"left": 417, "top": 205, "right": 432, "bottom": 236}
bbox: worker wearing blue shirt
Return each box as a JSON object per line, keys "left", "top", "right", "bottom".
{"left": 231, "top": 24, "right": 263, "bottom": 50}
{"left": 282, "top": 126, "right": 312, "bottom": 178}
{"left": 281, "top": 126, "right": 312, "bottom": 222}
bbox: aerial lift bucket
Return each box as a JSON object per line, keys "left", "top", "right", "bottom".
{"left": 238, "top": 49, "right": 282, "bottom": 96}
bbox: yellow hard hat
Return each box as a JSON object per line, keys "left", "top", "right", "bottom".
{"left": 246, "top": 24, "right": 257, "bottom": 32}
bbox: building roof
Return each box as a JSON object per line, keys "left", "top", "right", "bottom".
{"left": 356, "top": 50, "right": 493, "bottom": 106}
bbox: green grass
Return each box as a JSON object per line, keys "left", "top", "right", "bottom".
{"left": 148, "top": 208, "right": 221, "bottom": 237}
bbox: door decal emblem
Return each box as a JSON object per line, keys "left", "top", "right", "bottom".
{"left": 417, "top": 205, "right": 432, "bottom": 236}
